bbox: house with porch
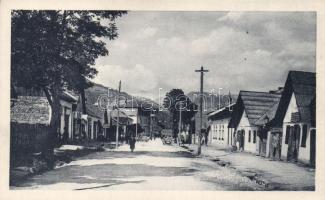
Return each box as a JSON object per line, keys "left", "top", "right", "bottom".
{"left": 271, "top": 71, "right": 316, "bottom": 166}
{"left": 228, "top": 91, "right": 281, "bottom": 154}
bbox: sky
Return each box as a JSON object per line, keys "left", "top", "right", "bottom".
{"left": 94, "top": 11, "right": 316, "bottom": 100}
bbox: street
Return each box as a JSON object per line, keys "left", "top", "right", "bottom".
{"left": 11, "top": 139, "right": 265, "bottom": 190}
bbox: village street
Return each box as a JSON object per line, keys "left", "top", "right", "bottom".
{"left": 11, "top": 139, "right": 314, "bottom": 191}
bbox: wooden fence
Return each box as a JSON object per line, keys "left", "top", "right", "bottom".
{"left": 10, "top": 122, "right": 50, "bottom": 154}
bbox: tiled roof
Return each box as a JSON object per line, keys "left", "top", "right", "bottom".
{"left": 11, "top": 96, "right": 50, "bottom": 125}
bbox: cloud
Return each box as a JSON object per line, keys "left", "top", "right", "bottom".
{"left": 218, "top": 12, "right": 243, "bottom": 22}
{"left": 94, "top": 12, "right": 315, "bottom": 99}
{"left": 136, "top": 27, "right": 158, "bottom": 39}
{"left": 94, "top": 64, "right": 158, "bottom": 94}
{"left": 109, "top": 40, "right": 128, "bottom": 50}
{"left": 190, "top": 26, "right": 258, "bottom": 58}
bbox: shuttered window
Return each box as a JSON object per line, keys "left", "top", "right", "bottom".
{"left": 301, "top": 124, "right": 308, "bottom": 147}
{"left": 253, "top": 131, "right": 257, "bottom": 143}
{"left": 248, "top": 130, "right": 251, "bottom": 143}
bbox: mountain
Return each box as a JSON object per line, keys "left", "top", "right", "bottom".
{"left": 186, "top": 91, "right": 237, "bottom": 113}
{"left": 86, "top": 83, "right": 159, "bottom": 111}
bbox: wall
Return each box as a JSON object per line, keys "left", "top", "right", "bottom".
{"left": 298, "top": 124, "right": 311, "bottom": 164}
{"left": 281, "top": 93, "right": 312, "bottom": 164}
{"left": 208, "top": 118, "right": 231, "bottom": 147}
{"left": 59, "top": 100, "right": 73, "bottom": 139}
{"left": 10, "top": 122, "right": 50, "bottom": 167}
{"left": 237, "top": 110, "right": 258, "bottom": 153}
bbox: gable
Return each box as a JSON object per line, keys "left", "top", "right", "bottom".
{"left": 238, "top": 110, "right": 251, "bottom": 127}
{"left": 283, "top": 92, "right": 299, "bottom": 123}
{"left": 273, "top": 71, "right": 316, "bottom": 127}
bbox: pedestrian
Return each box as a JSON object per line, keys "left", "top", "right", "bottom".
{"left": 129, "top": 135, "right": 136, "bottom": 152}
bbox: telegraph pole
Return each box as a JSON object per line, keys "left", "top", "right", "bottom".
{"left": 178, "top": 101, "right": 182, "bottom": 145}
{"left": 195, "top": 66, "right": 209, "bottom": 155}
{"left": 115, "top": 81, "right": 121, "bottom": 149}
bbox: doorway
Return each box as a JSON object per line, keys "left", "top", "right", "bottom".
{"left": 287, "top": 125, "right": 300, "bottom": 162}
{"left": 310, "top": 129, "right": 316, "bottom": 166}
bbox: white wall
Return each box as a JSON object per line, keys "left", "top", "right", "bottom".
{"left": 208, "top": 118, "right": 231, "bottom": 147}
{"left": 59, "top": 100, "right": 73, "bottom": 139}
{"left": 237, "top": 110, "right": 258, "bottom": 154}
{"left": 298, "top": 124, "right": 311, "bottom": 164}
{"left": 281, "top": 93, "right": 312, "bottom": 164}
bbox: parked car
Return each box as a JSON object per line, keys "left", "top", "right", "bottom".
{"left": 163, "top": 136, "right": 173, "bottom": 145}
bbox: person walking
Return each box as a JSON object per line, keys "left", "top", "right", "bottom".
{"left": 129, "top": 135, "right": 136, "bottom": 152}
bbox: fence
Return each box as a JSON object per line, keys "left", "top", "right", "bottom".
{"left": 10, "top": 122, "right": 51, "bottom": 157}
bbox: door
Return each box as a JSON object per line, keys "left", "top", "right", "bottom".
{"left": 63, "top": 114, "right": 70, "bottom": 142}
{"left": 241, "top": 130, "right": 245, "bottom": 150}
{"left": 287, "top": 125, "right": 300, "bottom": 161}
{"left": 310, "top": 129, "right": 316, "bottom": 166}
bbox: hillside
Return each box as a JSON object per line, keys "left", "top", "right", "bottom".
{"left": 186, "top": 91, "right": 237, "bottom": 113}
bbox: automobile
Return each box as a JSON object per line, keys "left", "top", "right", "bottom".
{"left": 163, "top": 136, "right": 173, "bottom": 145}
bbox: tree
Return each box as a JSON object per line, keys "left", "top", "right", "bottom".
{"left": 163, "top": 89, "right": 197, "bottom": 141}
{"left": 11, "top": 10, "right": 126, "bottom": 166}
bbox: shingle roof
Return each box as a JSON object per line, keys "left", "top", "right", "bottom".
{"left": 254, "top": 101, "right": 280, "bottom": 126}
{"left": 273, "top": 71, "right": 316, "bottom": 126}
{"left": 11, "top": 96, "right": 51, "bottom": 125}
{"left": 240, "top": 91, "right": 281, "bottom": 124}
{"left": 229, "top": 91, "right": 281, "bottom": 128}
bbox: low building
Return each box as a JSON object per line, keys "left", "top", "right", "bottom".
{"left": 11, "top": 89, "right": 78, "bottom": 143}
{"left": 255, "top": 101, "right": 282, "bottom": 160}
{"left": 229, "top": 91, "right": 281, "bottom": 154}
{"left": 207, "top": 103, "right": 235, "bottom": 147}
{"left": 272, "top": 71, "right": 316, "bottom": 165}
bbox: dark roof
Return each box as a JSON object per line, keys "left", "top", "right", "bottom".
{"left": 208, "top": 103, "right": 235, "bottom": 121}
{"left": 11, "top": 96, "right": 50, "bottom": 125}
{"left": 255, "top": 101, "right": 280, "bottom": 126}
{"left": 228, "top": 91, "right": 281, "bottom": 128}
{"left": 84, "top": 89, "right": 105, "bottom": 119}
{"left": 60, "top": 91, "right": 78, "bottom": 103}
{"left": 273, "top": 71, "right": 316, "bottom": 126}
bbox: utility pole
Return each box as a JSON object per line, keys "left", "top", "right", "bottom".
{"left": 178, "top": 101, "right": 182, "bottom": 145}
{"left": 115, "top": 80, "right": 121, "bottom": 149}
{"left": 195, "top": 66, "right": 209, "bottom": 155}
{"left": 135, "top": 111, "right": 138, "bottom": 138}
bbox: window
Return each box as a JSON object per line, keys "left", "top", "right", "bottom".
{"left": 253, "top": 130, "right": 257, "bottom": 143}
{"left": 248, "top": 130, "right": 251, "bottom": 143}
{"left": 301, "top": 124, "right": 308, "bottom": 147}
{"left": 285, "top": 125, "right": 290, "bottom": 144}
{"left": 222, "top": 130, "right": 224, "bottom": 140}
